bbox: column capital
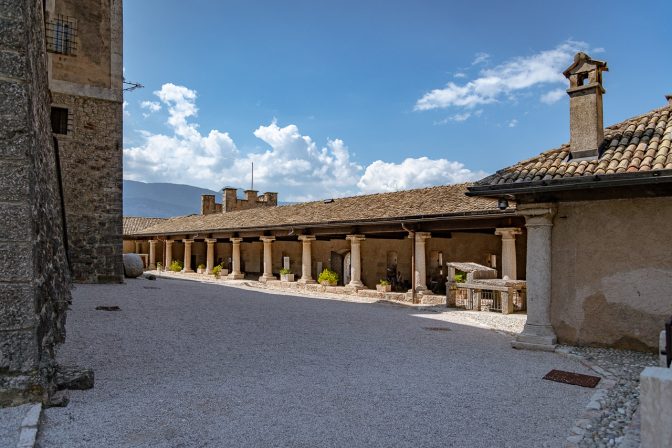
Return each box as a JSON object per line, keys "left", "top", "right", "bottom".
{"left": 182, "top": 239, "right": 194, "bottom": 244}
{"left": 495, "top": 227, "right": 522, "bottom": 239}
{"left": 230, "top": 237, "right": 243, "bottom": 243}
{"left": 517, "top": 203, "right": 557, "bottom": 227}
{"left": 345, "top": 234, "right": 366, "bottom": 242}
{"left": 165, "top": 239, "right": 174, "bottom": 245}
{"left": 205, "top": 238, "right": 217, "bottom": 244}
{"left": 412, "top": 231, "right": 431, "bottom": 241}
{"left": 260, "top": 236, "right": 276, "bottom": 243}
{"left": 298, "top": 235, "right": 316, "bottom": 242}
{"left": 149, "top": 239, "right": 158, "bottom": 245}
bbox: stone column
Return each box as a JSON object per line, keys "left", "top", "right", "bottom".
{"left": 165, "top": 240, "right": 173, "bottom": 268}
{"left": 227, "top": 238, "right": 245, "bottom": 280}
{"left": 298, "top": 235, "right": 316, "bottom": 284}
{"left": 346, "top": 234, "right": 366, "bottom": 288}
{"left": 205, "top": 238, "right": 216, "bottom": 274}
{"left": 495, "top": 227, "right": 522, "bottom": 280}
{"left": 134, "top": 240, "right": 141, "bottom": 254}
{"left": 259, "top": 236, "right": 277, "bottom": 282}
{"left": 412, "top": 232, "right": 431, "bottom": 292}
{"left": 148, "top": 239, "right": 158, "bottom": 270}
{"left": 182, "top": 239, "right": 194, "bottom": 273}
{"left": 512, "top": 203, "right": 557, "bottom": 351}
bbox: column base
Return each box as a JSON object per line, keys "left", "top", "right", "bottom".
{"left": 258, "top": 275, "right": 277, "bottom": 283}
{"left": 227, "top": 272, "right": 245, "bottom": 280}
{"left": 205, "top": 269, "right": 213, "bottom": 275}
{"left": 181, "top": 269, "right": 194, "bottom": 273}
{"left": 348, "top": 281, "right": 364, "bottom": 288}
{"left": 511, "top": 324, "right": 557, "bottom": 351}
{"left": 297, "top": 278, "right": 316, "bottom": 284}
{"left": 149, "top": 264, "right": 156, "bottom": 270}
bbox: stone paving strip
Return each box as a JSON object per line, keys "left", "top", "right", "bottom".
{"left": 0, "top": 402, "right": 42, "bottom": 448}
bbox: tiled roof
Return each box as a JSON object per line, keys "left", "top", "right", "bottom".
{"left": 473, "top": 105, "right": 672, "bottom": 187}
{"left": 123, "top": 217, "right": 167, "bottom": 236}
{"left": 132, "top": 183, "right": 503, "bottom": 236}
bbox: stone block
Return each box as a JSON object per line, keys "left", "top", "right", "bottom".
{"left": 55, "top": 366, "right": 94, "bottom": 391}
{"left": 0, "top": 242, "right": 32, "bottom": 282}
{"left": 0, "top": 115, "right": 29, "bottom": 158}
{"left": 0, "top": 79, "right": 28, "bottom": 117}
{"left": 0, "top": 283, "right": 35, "bottom": 330}
{"left": 0, "top": 0, "right": 23, "bottom": 19}
{"left": 640, "top": 367, "right": 672, "bottom": 448}
{"left": 0, "top": 17, "right": 24, "bottom": 52}
{"left": 0, "top": 50, "right": 26, "bottom": 78}
{"left": 0, "top": 203, "right": 30, "bottom": 241}
{"left": 0, "top": 329, "right": 38, "bottom": 372}
{"left": 0, "top": 160, "right": 29, "bottom": 201}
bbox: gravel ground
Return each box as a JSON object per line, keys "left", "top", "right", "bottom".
{"left": 557, "top": 346, "right": 658, "bottom": 447}
{"left": 40, "top": 277, "right": 595, "bottom": 447}
{"left": 0, "top": 403, "right": 32, "bottom": 447}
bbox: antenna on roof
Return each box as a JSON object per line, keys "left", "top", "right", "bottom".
{"left": 251, "top": 162, "right": 254, "bottom": 190}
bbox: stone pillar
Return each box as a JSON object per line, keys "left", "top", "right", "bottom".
{"left": 134, "top": 240, "right": 141, "bottom": 254}
{"left": 640, "top": 367, "right": 672, "bottom": 448}
{"left": 165, "top": 240, "right": 173, "bottom": 268}
{"left": 259, "top": 236, "right": 277, "bottom": 282}
{"left": 512, "top": 204, "right": 557, "bottom": 351}
{"left": 346, "top": 234, "right": 366, "bottom": 288}
{"left": 148, "top": 239, "right": 158, "bottom": 270}
{"left": 298, "top": 235, "right": 316, "bottom": 284}
{"left": 182, "top": 239, "right": 194, "bottom": 273}
{"left": 412, "top": 232, "right": 431, "bottom": 292}
{"left": 205, "top": 238, "right": 216, "bottom": 274}
{"left": 227, "top": 238, "right": 245, "bottom": 279}
{"left": 495, "top": 227, "right": 522, "bottom": 280}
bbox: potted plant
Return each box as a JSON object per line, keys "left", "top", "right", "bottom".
{"left": 156, "top": 262, "right": 162, "bottom": 272}
{"left": 212, "top": 265, "right": 222, "bottom": 279}
{"left": 318, "top": 268, "right": 338, "bottom": 286}
{"left": 376, "top": 279, "right": 391, "bottom": 292}
{"left": 169, "top": 260, "right": 183, "bottom": 272}
{"left": 279, "top": 268, "right": 294, "bottom": 282}
{"left": 196, "top": 263, "right": 206, "bottom": 274}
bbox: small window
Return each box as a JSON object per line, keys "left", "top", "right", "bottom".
{"left": 51, "top": 107, "right": 70, "bottom": 135}
{"left": 46, "top": 15, "right": 78, "bottom": 56}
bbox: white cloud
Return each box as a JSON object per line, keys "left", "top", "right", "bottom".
{"left": 472, "top": 52, "right": 490, "bottom": 65}
{"left": 125, "top": 83, "right": 488, "bottom": 201}
{"left": 415, "top": 40, "right": 591, "bottom": 111}
{"left": 434, "top": 109, "right": 483, "bottom": 125}
{"left": 540, "top": 88, "right": 566, "bottom": 104}
{"left": 357, "top": 157, "right": 487, "bottom": 194}
{"left": 453, "top": 72, "right": 467, "bottom": 79}
{"left": 507, "top": 119, "right": 518, "bottom": 128}
{"left": 140, "top": 100, "right": 161, "bottom": 113}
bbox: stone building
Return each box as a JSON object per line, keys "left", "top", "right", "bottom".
{"left": 126, "top": 184, "right": 527, "bottom": 302}
{"left": 0, "top": 0, "right": 71, "bottom": 405}
{"left": 46, "top": 0, "right": 124, "bottom": 283}
{"left": 468, "top": 53, "right": 672, "bottom": 352}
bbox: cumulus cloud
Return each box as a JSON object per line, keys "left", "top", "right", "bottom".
{"left": 140, "top": 100, "right": 161, "bottom": 113}
{"left": 472, "top": 52, "right": 490, "bottom": 65}
{"left": 507, "top": 119, "right": 518, "bottom": 128}
{"left": 357, "top": 157, "right": 487, "bottom": 194}
{"left": 540, "top": 88, "right": 566, "bottom": 104}
{"left": 124, "top": 83, "right": 488, "bottom": 201}
{"left": 415, "top": 40, "right": 591, "bottom": 111}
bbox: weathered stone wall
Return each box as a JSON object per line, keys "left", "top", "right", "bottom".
{"left": 0, "top": 0, "right": 71, "bottom": 405}
{"left": 551, "top": 197, "right": 672, "bottom": 351}
{"left": 53, "top": 91, "right": 123, "bottom": 283}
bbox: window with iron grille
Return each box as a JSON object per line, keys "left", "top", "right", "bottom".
{"left": 46, "top": 15, "right": 77, "bottom": 56}
{"left": 51, "top": 107, "right": 72, "bottom": 135}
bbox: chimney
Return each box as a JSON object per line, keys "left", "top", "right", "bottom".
{"left": 563, "top": 52, "right": 609, "bottom": 159}
{"left": 666, "top": 94, "right": 672, "bottom": 106}
{"left": 244, "top": 190, "right": 258, "bottom": 202}
{"left": 201, "top": 195, "right": 216, "bottom": 215}
{"left": 222, "top": 187, "right": 237, "bottom": 213}
{"left": 262, "top": 192, "right": 278, "bottom": 206}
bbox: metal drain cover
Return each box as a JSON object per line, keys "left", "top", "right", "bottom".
{"left": 423, "top": 327, "right": 451, "bottom": 332}
{"left": 95, "top": 306, "right": 120, "bottom": 312}
{"left": 543, "top": 369, "right": 601, "bottom": 388}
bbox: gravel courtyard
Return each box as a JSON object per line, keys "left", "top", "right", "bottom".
{"left": 39, "top": 277, "right": 596, "bottom": 447}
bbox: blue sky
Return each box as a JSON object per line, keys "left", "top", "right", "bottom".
{"left": 123, "top": 0, "right": 671, "bottom": 201}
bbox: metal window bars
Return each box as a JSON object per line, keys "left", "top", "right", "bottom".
{"left": 46, "top": 15, "right": 77, "bottom": 56}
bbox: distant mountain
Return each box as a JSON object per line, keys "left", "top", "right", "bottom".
{"left": 123, "top": 180, "right": 293, "bottom": 218}
{"left": 123, "top": 180, "right": 219, "bottom": 218}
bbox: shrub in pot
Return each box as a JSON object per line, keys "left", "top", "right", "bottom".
{"left": 279, "top": 268, "right": 294, "bottom": 282}
{"left": 197, "top": 263, "right": 206, "bottom": 274}
{"left": 376, "top": 279, "right": 391, "bottom": 292}
{"left": 169, "top": 260, "right": 183, "bottom": 272}
{"left": 318, "top": 268, "right": 338, "bottom": 286}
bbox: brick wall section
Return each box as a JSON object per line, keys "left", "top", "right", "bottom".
{"left": 0, "top": 0, "right": 71, "bottom": 405}
{"left": 53, "top": 92, "right": 124, "bottom": 283}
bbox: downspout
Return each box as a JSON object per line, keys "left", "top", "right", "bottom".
{"left": 402, "top": 223, "right": 416, "bottom": 304}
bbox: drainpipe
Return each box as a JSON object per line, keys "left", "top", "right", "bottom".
{"left": 402, "top": 223, "right": 416, "bottom": 304}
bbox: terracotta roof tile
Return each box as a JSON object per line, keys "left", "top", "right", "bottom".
{"left": 123, "top": 217, "right": 167, "bottom": 236}
{"left": 473, "top": 106, "right": 672, "bottom": 187}
{"left": 133, "top": 183, "right": 501, "bottom": 236}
